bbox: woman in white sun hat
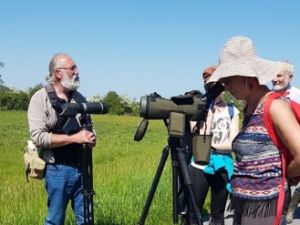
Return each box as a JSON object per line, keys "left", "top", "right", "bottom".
{"left": 208, "top": 36, "right": 300, "bottom": 225}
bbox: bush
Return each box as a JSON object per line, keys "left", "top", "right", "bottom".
{"left": 0, "top": 84, "right": 42, "bottom": 111}
{"left": 103, "top": 91, "right": 125, "bottom": 115}
{"left": 0, "top": 90, "right": 29, "bottom": 110}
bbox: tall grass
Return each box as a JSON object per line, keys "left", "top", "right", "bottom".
{"left": 0, "top": 111, "right": 209, "bottom": 225}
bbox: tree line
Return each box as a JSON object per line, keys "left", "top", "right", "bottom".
{"left": 0, "top": 84, "right": 140, "bottom": 115}
{"left": 0, "top": 61, "right": 140, "bottom": 115}
{"left": 0, "top": 62, "right": 243, "bottom": 116}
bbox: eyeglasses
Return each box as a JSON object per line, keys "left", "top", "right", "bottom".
{"left": 55, "top": 64, "right": 77, "bottom": 72}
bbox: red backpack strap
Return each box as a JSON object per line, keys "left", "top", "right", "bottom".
{"left": 263, "top": 92, "right": 287, "bottom": 225}
{"left": 263, "top": 92, "right": 283, "bottom": 146}
{"left": 290, "top": 101, "right": 300, "bottom": 123}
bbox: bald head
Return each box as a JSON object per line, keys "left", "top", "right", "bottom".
{"left": 46, "top": 53, "right": 80, "bottom": 91}
{"left": 272, "top": 61, "right": 294, "bottom": 91}
{"left": 49, "top": 53, "right": 73, "bottom": 75}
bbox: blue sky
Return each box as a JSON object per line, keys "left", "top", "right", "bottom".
{"left": 1, "top": 1, "right": 300, "bottom": 100}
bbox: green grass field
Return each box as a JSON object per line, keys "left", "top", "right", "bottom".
{"left": 0, "top": 111, "right": 209, "bottom": 225}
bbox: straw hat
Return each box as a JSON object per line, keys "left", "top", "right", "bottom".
{"left": 209, "top": 36, "right": 281, "bottom": 85}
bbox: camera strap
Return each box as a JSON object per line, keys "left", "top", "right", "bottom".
{"left": 44, "top": 84, "right": 87, "bottom": 109}
{"left": 44, "top": 84, "right": 89, "bottom": 164}
{"left": 44, "top": 83, "right": 87, "bottom": 133}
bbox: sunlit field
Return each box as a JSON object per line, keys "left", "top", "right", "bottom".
{"left": 0, "top": 111, "right": 210, "bottom": 225}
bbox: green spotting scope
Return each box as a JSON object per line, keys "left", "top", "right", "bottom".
{"left": 134, "top": 82, "right": 224, "bottom": 141}
{"left": 140, "top": 94, "right": 206, "bottom": 121}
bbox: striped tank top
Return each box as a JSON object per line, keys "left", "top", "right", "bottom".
{"left": 231, "top": 100, "right": 285, "bottom": 201}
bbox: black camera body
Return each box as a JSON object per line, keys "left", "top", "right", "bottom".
{"left": 60, "top": 101, "right": 108, "bottom": 117}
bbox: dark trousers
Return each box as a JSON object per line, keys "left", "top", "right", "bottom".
{"left": 187, "top": 165, "right": 229, "bottom": 224}
{"left": 283, "top": 185, "right": 291, "bottom": 215}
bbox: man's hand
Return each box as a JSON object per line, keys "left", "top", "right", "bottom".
{"left": 50, "top": 129, "right": 96, "bottom": 148}
{"left": 73, "top": 129, "right": 96, "bottom": 145}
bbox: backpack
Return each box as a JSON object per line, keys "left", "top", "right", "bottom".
{"left": 24, "top": 140, "right": 46, "bottom": 181}
{"left": 263, "top": 91, "right": 300, "bottom": 225}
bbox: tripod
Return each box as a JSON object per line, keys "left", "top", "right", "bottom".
{"left": 137, "top": 113, "right": 202, "bottom": 225}
{"left": 80, "top": 114, "right": 95, "bottom": 225}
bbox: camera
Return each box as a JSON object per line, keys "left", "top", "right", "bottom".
{"left": 60, "top": 101, "right": 108, "bottom": 117}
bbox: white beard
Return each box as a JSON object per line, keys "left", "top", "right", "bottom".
{"left": 272, "top": 83, "right": 289, "bottom": 91}
{"left": 61, "top": 74, "right": 80, "bottom": 91}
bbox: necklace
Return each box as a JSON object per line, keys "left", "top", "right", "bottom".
{"left": 243, "top": 91, "right": 271, "bottom": 127}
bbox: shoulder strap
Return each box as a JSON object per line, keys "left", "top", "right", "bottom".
{"left": 263, "top": 92, "right": 298, "bottom": 162}
{"left": 71, "top": 91, "right": 87, "bottom": 103}
{"left": 227, "top": 104, "right": 234, "bottom": 120}
{"left": 44, "top": 83, "right": 58, "bottom": 107}
{"left": 263, "top": 92, "right": 282, "bottom": 146}
{"left": 290, "top": 101, "right": 300, "bottom": 122}
{"left": 262, "top": 92, "right": 287, "bottom": 225}
{"left": 44, "top": 83, "right": 86, "bottom": 107}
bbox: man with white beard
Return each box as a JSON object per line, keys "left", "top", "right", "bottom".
{"left": 27, "top": 53, "right": 96, "bottom": 225}
{"left": 272, "top": 61, "right": 300, "bottom": 224}
{"left": 272, "top": 61, "right": 300, "bottom": 102}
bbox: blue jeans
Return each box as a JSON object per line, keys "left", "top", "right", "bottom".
{"left": 45, "top": 164, "right": 83, "bottom": 225}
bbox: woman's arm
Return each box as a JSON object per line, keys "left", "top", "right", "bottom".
{"left": 270, "top": 99, "right": 300, "bottom": 178}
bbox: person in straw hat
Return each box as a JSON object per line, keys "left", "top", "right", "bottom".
{"left": 208, "top": 36, "right": 300, "bottom": 225}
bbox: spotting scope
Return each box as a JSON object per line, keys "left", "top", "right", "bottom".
{"left": 134, "top": 82, "right": 224, "bottom": 141}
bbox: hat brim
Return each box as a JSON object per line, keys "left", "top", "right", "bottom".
{"left": 253, "top": 57, "right": 281, "bottom": 84}
{"left": 208, "top": 58, "right": 281, "bottom": 85}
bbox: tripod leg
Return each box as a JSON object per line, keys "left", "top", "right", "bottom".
{"left": 172, "top": 156, "right": 179, "bottom": 224}
{"left": 82, "top": 145, "right": 95, "bottom": 225}
{"left": 176, "top": 147, "right": 202, "bottom": 225}
{"left": 137, "top": 146, "right": 170, "bottom": 225}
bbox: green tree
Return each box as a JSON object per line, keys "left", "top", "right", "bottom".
{"left": 222, "top": 91, "right": 245, "bottom": 126}
{"left": 88, "top": 95, "right": 102, "bottom": 102}
{"left": 0, "top": 61, "right": 5, "bottom": 86}
{"left": 27, "top": 83, "right": 43, "bottom": 99}
{"left": 0, "top": 62, "right": 10, "bottom": 93}
{"left": 0, "top": 90, "right": 29, "bottom": 110}
{"left": 103, "top": 91, "right": 124, "bottom": 115}
{"left": 129, "top": 100, "right": 140, "bottom": 116}
{"left": 222, "top": 91, "right": 244, "bottom": 112}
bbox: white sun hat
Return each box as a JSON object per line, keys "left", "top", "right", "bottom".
{"left": 208, "top": 36, "right": 281, "bottom": 85}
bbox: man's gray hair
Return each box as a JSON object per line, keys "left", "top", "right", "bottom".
{"left": 45, "top": 53, "right": 70, "bottom": 83}
{"left": 279, "top": 60, "right": 294, "bottom": 77}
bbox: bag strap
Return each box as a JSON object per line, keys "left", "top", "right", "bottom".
{"left": 262, "top": 92, "right": 287, "bottom": 225}
{"left": 72, "top": 90, "right": 87, "bottom": 103}
{"left": 44, "top": 84, "right": 89, "bottom": 133}
{"left": 44, "top": 83, "right": 66, "bottom": 114}
{"left": 44, "top": 83, "right": 87, "bottom": 109}
{"left": 227, "top": 103, "right": 234, "bottom": 120}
